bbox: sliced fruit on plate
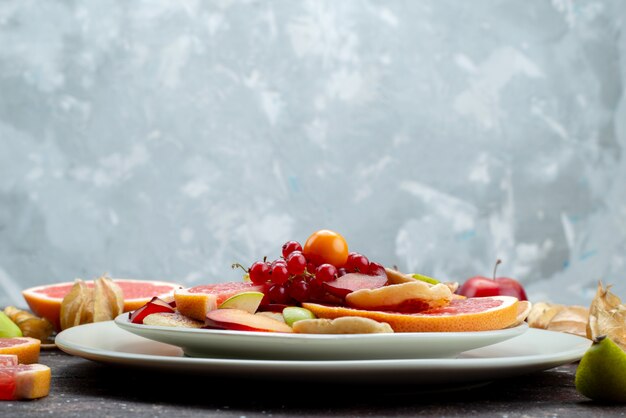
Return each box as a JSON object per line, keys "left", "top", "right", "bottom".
{"left": 218, "top": 291, "right": 265, "bottom": 314}
{"left": 0, "top": 363, "right": 51, "bottom": 400}
{"left": 23, "top": 279, "right": 183, "bottom": 331}
{"left": 323, "top": 273, "right": 388, "bottom": 299}
{"left": 282, "top": 306, "right": 316, "bottom": 327}
{"left": 302, "top": 295, "right": 521, "bottom": 332}
{"left": 129, "top": 297, "right": 176, "bottom": 324}
{"left": 345, "top": 280, "right": 453, "bottom": 313}
{"left": 292, "top": 316, "right": 394, "bottom": 334}
{"left": 0, "top": 337, "right": 41, "bottom": 365}
{"left": 175, "top": 282, "right": 264, "bottom": 321}
{"left": 205, "top": 308, "right": 293, "bottom": 333}
{"left": 142, "top": 312, "right": 204, "bottom": 328}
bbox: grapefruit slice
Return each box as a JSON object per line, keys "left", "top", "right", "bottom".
{"left": 0, "top": 363, "right": 51, "bottom": 400}
{"left": 22, "top": 279, "right": 183, "bottom": 331}
{"left": 174, "top": 282, "right": 265, "bottom": 321}
{"left": 0, "top": 337, "right": 41, "bottom": 364}
{"left": 302, "top": 296, "right": 520, "bottom": 332}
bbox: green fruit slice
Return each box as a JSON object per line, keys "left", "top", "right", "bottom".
{"left": 218, "top": 291, "right": 265, "bottom": 314}
{"left": 0, "top": 311, "right": 22, "bottom": 338}
{"left": 575, "top": 335, "right": 626, "bottom": 402}
{"left": 412, "top": 273, "right": 439, "bottom": 285}
{"left": 282, "top": 307, "right": 316, "bottom": 327}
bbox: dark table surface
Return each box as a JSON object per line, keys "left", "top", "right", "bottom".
{"left": 2, "top": 348, "right": 623, "bottom": 418}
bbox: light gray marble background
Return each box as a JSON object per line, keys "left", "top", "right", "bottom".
{"left": 1, "top": 0, "right": 625, "bottom": 308}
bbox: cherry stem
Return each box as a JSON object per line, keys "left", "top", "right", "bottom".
{"left": 492, "top": 259, "right": 502, "bottom": 281}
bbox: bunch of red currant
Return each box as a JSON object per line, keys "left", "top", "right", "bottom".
{"left": 235, "top": 231, "right": 386, "bottom": 305}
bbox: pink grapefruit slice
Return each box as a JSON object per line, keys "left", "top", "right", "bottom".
{"left": 0, "top": 337, "right": 41, "bottom": 364}
{"left": 22, "top": 279, "right": 183, "bottom": 331}
{"left": 302, "top": 295, "right": 520, "bottom": 332}
{"left": 174, "top": 282, "right": 265, "bottom": 321}
{"left": 0, "top": 363, "right": 51, "bottom": 400}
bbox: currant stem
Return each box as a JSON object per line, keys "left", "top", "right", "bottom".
{"left": 231, "top": 263, "right": 248, "bottom": 273}
{"left": 493, "top": 259, "right": 502, "bottom": 280}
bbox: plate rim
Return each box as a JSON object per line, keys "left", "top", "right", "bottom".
{"left": 56, "top": 320, "right": 590, "bottom": 367}
{"left": 113, "top": 312, "right": 529, "bottom": 341}
{"left": 112, "top": 312, "right": 530, "bottom": 360}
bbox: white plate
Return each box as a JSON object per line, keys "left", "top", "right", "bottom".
{"left": 113, "top": 313, "right": 529, "bottom": 360}
{"left": 55, "top": 321, "right": 591, "bottom": 385}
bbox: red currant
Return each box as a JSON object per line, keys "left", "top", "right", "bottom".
{"left": 315, "top": 263, "right": 338, "bottom": 282}
{"left": 337, "top": 267, "right": 348, "bottom": 277}
{"left": 346, "top": 252, "right": 369, "bottom": 273}
{"left": 288, "top": 276, "right": 310, "bottom": 302}
{"left": 286, "top": 251, "right": 307, "bottom": 275}
{"left": 269, "top": 263, "right": 290, "bottom": 285}
{"left": 308, "top": 277, "right": 327, "bottom": 300}
{"left": 368, "top": 261, "right": 386, "bottom": 277}
{"left": 282, "top": 241, "right": 303, "bottom": 259}
{"left": 267, "top": 284, "right": 291, "bottom": 304}
{"left": 249, "top": 261, "right": 270, "bottom": 284}
{"left": 271, "top": 259, "right": 287, "bottom": 269}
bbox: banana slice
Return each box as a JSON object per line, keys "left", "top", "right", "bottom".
{"left": 292, "top": 316, "right": 393, "bottom": 334}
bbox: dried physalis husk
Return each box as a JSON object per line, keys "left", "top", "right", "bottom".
{"left": 60, "top": 279, "right": 94, "bottom": 330}
{"left": 545, "top": 305, "right": 589, "bottom": 337}
{"left": 587, "top": 281, "right": 626, "bottom": 351}
{"left": 527, "top": 301, "right": 589, "bottom": 338}
{"left": 93, "top": 275, "right": 124, "bottom": 322}
{"left": 3, "top": 306, "right": 54, "bottom": 342}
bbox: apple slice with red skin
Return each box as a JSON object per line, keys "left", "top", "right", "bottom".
{"left": 457, "top": 259, "right": 528, "bottom": 301}
{"left": 205, "top": 308, "right": 293, "bottom": 333}
{"left": 129, "top": 297, "right": 175, "bottom": 324}
{"left": 323, "top": 273, "right": 388, "bottom": 299}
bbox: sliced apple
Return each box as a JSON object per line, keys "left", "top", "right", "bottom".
{"left": 323, "top": 273, "right": 388, "bottom": 299}
{"left": 282, "top": 306, "right": 316, "bottom": 327}
{"left": 129, "top": 297, "right": 175, "bottom": 324}
{"left": 205, "top": 308, "right": 293, "bottom": 333}
{"left": 218, "top": 291, "right": 265, "bottom": 314}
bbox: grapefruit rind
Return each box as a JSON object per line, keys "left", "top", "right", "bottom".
{"left": 0, "top": 337, "right": 41, "bottom": 364}
{"left": 302, "top": 296, "right": 519, "bottom": 333}
{"left": 22, "top": 279, "right": 183, "bottom": 331}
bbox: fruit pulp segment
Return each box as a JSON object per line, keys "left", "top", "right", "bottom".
{"left": 0, "top": 369, "right": 16, "bottom": 400}
{"left": 420, "top": 298, "right": 503, "bottom": 315}
{"left": 0, "top": 355, "right": 18, "bottom": 367}
{"left": 34, "top": 282, "right": 177, "bottom": 299}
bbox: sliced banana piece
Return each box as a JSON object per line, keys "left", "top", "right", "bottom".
{"left": 292, "top": 316, "right": 394, "bottom": 334}
{"left": 143, "top": 312, "right": 204, "bottom": 328}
